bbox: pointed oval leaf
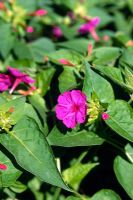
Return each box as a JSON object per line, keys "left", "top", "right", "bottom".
{"left": 114, "top": 156, "right": 133, "bottom": 199}
{"left": 91, "top": 189, "right": 121, "bottom": 200}
{"left": 83, "top": 62, "right": 114, "bottom": 103}
{"left": 0, "top": 116, "right": 70, "bottom": 191}
{"left": 106, "top": 100, "right": 133, "bottom": 142}
{"left": 47, "top": 127, "right": 104, "bottom": 147}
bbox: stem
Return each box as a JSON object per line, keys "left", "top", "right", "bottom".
{"left": 74, "top": 191, "right": 87, "bottom": 200}
{"left": 105, "top": 139, "right": 124, "bottom": 153}
{"left": 76, "top": 150, "right": 89, "bottom": 164}
{"left": 53, "top": 188, "right": 62, "bottom": 200}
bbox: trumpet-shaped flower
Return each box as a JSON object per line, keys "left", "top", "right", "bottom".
{"left": 7, "top": 67, "right": 35, "bottom": 94}
{"left": 0, "top": 74, "right": 13, "bottom": 92}
{"left": 78, "top": 17, "right": 100, "bottom": 41}
{"left": 56, "top": 90, "right": 87, "bottom": 128}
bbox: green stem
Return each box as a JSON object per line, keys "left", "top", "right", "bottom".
{"left": 74, "top": 191, "right": 87, "bottom": 200}
{"left": 53, "top": 188, "right": 62, "bottom": 200}
{"left": 105, "top": 139, "right": 124, "bottom": 153}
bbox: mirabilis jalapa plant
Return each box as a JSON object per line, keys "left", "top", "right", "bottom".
{"left": 0, "top": 0, "right": 133, "bottom": 200}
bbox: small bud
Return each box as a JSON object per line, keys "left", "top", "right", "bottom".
{"left": 0, "top": 163, "right": 7, "bottom": 170}
{"left": 88, "top": 43, "right": 93, "bottom": 56}
{"left": 26, "top": 26, "right": 34, "bottom": 33}
{"left": 102, "top": 112, "right": 109, "bottom": 120}
{"left": 8, "top": 107, "right": 14, "bottom": 113}
{"left": 103, "top": 35, "right": 110, "bottom": 41}
{"left": 58, "top": 59, "right": 75, "bottom": 66}
{"left": 126, "top": 40, "right": 133, "bottom": 47}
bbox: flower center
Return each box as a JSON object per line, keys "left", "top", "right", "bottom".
{"left": 72, "top": 104, "right": 79, "bottom": 112}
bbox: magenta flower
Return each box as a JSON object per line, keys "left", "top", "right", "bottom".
{"left": 102, "top": 112, "right": 109, "bottom": 120}
{"left": 35, "top": 9, "right": 47, "bottom": 16}
{"left": 7, "top": 67, "right": 35, "bottom": 94}
{"left": 0, "top": 74, "right": 13, "bottom": 92}
{"left": 78, "top": 17, "right": 100, "bottom": 41}
{"left": 26, "top": 26, "right": 34, "bottom": 33}
{"left": 52, "top": 26, "right": 63, "bottom": 38}
{"left": 55, "top": 90, "right": 87, "bottom": 128}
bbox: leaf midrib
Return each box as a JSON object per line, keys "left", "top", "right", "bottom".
{"left": 10, "top": 131, "right": 42, "bottom": 164}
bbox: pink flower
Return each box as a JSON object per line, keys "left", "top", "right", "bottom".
{"left": 0, "top": 163, "right": 7, "bottom": 170}
{"left": 0, "top": 74, "right": 13, "bottom": 92}
{"left": 26, "top": 26, "right": 34, "bottom": 33}
{"left": 52, "top": 26, "right": 63, "bottom": 38}
{"left": 78, "top": 17, "right": 100, "bottom": 41}
{"left": 7, "top": 67, "right": 35, "bottom": 94}
{"left": 58, "top": 58, "right": 75, "bottom": 66}
{"left": 102, "top": 112, "right": 109, "bottom": 120}
{"left": 56, "top": 90, "right": 87, "bottom": 128}
{"left": 35, "top": 9, "right": 47, "bottom": 16}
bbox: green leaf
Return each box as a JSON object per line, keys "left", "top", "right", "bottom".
{"left": 114, "top": 156, "right": 133, "bottom": 199}
{"left": 127, "top": 0, "right": 133, "bottom": 13}
{"left": 105, "top": 100, "right": 133, "bottom": 142}
{"left": 88, "top": 7, "right": 113, "bottom": 26}
{"left": 83, "top": 62, "right": 114, "bottom": 103}
{"left": 29, "top": 38, "right": 55, "bottom": 63}
{"left": 0, "top": 151, "right": 22, "bottom": 187}
{"left": 91, "top": 189, "right": 121, "bottom": 200}
{"left": 28, "top": 94, "right": 47, "bottom": 127}
{"left": 124, "top": 67, "right": 133, "bottom": 88}
{"left": 57, "top": 39, "right": 90, "bottom": 54}
{"left": 92, "top": 47, "right": 121, "bottom": 65}
{"left": 63, "top": 162, "right": 97, "bottom": 190}
{"left": 119, "top": 49, "right": 133, "bottom": 69}
{"left": 36, "top": 67, "right": 55, "bottom": 96}
{"left": 13, "top": 40, "right": 33, "bottom": 60}
{"left": 114, "top": 11, "right": 131, "bottom": 34}
{"left": 0, "top": 97, "right": 25, "bottom": 125}
{"left": 10, "top": 181, "right": 27, "bottom": 193}
{"left": 0, "top": 116, "right": 70, "bottom": 191}
{"left": 16, "top": 0, "right": 36, "bottom": 12}
{"left": 48, "top": 49, "right": 82, "bottom": 66}
{"left": 28, "top": 177, "right": 44, "bottom": 200}
{"left": 95, "top": 65, "right": 133, "bottom": 92}
{"left": 125, "top": 144, "right": 133, "bottom": 164}
{"left": 0, "top": 24, "right": 15, "bottom": 58}
{"left": 60, "top": 24, "right": 78, "bottom": 40}
{"left": 47, "top": 126, "right": 104, "bottom": 147}
{"left": 24, "top": 103, "right": 45, "bottom": 134}
{"left": 66, "top": 196, "right": 81, "bottom": 200}
{"left": 59, "top": 67, "right": 77, "bottom": 93}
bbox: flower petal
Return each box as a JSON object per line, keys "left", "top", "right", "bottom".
{"left": 57, "top": 91, "right": 72, "bottom": 105}
{"left": 76, "top": 108, "right": 86, "bottom": 123}
{"left": 55, "top": 105, "right": 69, "bottom": 120}
{"left": 71, "top": 90, "right": 87, "bottom": 105}
{"left": 63, "top": 114, "right": 76, "bottom": 128}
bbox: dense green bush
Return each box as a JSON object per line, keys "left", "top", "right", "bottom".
{"left": 0, "top": 0, "right": 133, "bottom": 199}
